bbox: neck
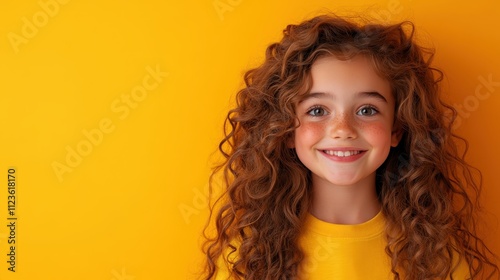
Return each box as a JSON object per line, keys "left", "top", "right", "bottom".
{"left": 309, "top": 173, "right": 381, "bottom": 225}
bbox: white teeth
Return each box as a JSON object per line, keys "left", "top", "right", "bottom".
{"left": 324, "top": 150, "right": 361, "bottom": 157}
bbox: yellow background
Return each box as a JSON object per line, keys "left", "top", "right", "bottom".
{"left": 0, "top": 0, "right": 499, "bottom": 279}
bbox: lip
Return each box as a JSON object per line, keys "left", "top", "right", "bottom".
{"left": 319, "top": 147, "right": 367, "bottom": 162}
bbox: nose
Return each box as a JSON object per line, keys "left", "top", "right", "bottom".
{"left": 329, "top": 112, "right": 357, "bottom": 139}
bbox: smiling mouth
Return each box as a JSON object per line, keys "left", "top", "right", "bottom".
{"left": 322, "top": 150, "right": 364, "bottom": 157}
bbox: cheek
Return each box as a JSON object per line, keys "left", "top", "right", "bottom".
{"left": 294, "top": 121, "right": 325, "bottom": 145}
{"left": 359, "top": 122, "right": 393, "bottom": 148}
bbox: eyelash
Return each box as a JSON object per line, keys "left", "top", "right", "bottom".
{"left": 306, "top": 105, "right": 328, "bottom": 117}
{"left": 305, "top": 105, "right": 379, "bottom": 117}
{"left": 357, "top": 105, "right": 379, "bottom": 116}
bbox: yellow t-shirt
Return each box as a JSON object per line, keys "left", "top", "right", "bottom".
{"left": 298, "top": 211, "right": 470, "bottom": 279}
{"left": 214, "top": 211, "right": 470, "bottom": 279}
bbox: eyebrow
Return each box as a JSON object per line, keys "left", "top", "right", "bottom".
{"left": 299, "top": 91, "right": 388, "bottom": 103}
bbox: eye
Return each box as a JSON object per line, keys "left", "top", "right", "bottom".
{"left": 307, "top": 106, "right": 328, "bottom": 116}
{"left": 357, "top": 106, "right": 378, "bottom": 116}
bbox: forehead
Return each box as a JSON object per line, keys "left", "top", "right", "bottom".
{"left": 305, "top": 54, "right": 393, "bottom": 103}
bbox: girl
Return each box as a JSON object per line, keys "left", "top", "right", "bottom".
{"left": 202, "top": 14, "right": 499, "bottom": 279}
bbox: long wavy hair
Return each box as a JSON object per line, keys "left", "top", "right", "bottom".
{"left": 202, "top": 14, "right": 499, "bottom": 279}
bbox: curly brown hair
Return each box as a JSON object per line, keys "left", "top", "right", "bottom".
{"left": 202, "top": 14, "right": 499, "bottom": 279}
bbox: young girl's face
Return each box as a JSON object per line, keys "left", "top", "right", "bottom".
{"left": 294, "top": 55, "right": 401, "bottom": 188}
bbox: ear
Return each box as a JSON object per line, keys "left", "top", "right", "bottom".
{"left": 391, "top": 126, "right": 403, "bottom": 147}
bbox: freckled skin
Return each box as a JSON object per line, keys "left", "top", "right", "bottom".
{"left": 293, "top": 55, "right": 402, "bottom": 223}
